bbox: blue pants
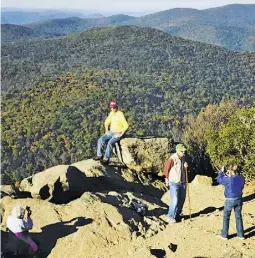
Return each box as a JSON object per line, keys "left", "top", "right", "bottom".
{"left": 221, "top": 198, "right": 244, "bottom": 238}
{"left": 168, "top": 182, "right": 186, "bottom": 219}
{"left": 96, "top": 132, "right": 121, "bottom": 161}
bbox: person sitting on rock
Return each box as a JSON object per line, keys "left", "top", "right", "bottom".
{"left": 7, "top": 205, "right": 38, "bottom": 257}
{"left": 163, "top": 143, "right": 188, "bottom": 223}
{"left": 216, "top": 164, "right": 245, "bottom": 240}
{"left": 93, "top": 100, "right": 128, "bottom": 165}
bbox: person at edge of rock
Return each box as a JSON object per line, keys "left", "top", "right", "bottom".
{"left": 216, "top": 164, "right": 245, "bottom": 241}
{"left": 93, "top": 100, "right": 128, "bottom": 165}
{"left": 7, "top": 205, "right": 38, "bottom": 257}
{"left": 163, "top": 143, "right": 188, "bottom": 223}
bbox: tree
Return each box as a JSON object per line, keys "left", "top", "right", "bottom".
{"left": 206, "top": 107, "right": 255, "bottom": 180}
{"left": 183, "top": 100, "right": 240, "bottom": 176}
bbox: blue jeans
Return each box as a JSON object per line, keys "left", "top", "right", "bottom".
{"left": 221, "top": 197, "right": 244, "bottom": 238}
{"left": 96, "top": 132, "right": 121, "bottom": 161}
{"left": 168, "top": 182, "right": 186, "bottom": 219}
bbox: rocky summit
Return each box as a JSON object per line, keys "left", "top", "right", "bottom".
{"left": 1, "top": 137, "right": 255, "bottom": 258}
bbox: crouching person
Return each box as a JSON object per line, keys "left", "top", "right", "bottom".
{"left": 7, "top": 205, "right": 38, "bottom": 256}
{"left": 217, "top": 165, "right": 245, "bottom": 240}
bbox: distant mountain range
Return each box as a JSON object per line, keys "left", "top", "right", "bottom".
{"left": 1, "top": 9, "right": 104, "bottom": 24}
{"left": 2, "top": 4, "right": 255, "bottom": 51}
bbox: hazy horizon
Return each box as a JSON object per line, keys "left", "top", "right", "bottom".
{"left": 2, "top": 0, "right": 255, "bottom": 15}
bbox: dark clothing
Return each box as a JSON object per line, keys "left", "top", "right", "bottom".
{"left": 216, "top": 172, "right": 245, "bottom": 198}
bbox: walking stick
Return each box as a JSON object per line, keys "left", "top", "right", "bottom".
{"left": 185, "top": 166, "right": 192, "bottom": 220}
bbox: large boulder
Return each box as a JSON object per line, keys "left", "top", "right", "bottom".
{"left": 1, "top": 185, "right": 16, "bottom": 198}
{"left": 115, "top": 137, "right": 169, "bottom": 175}
{"left": 17, "top": 137, "right": 171, "bottom": 202}
{"left": 19, "top": 165, "right": 69, "bottom": 201}
{"left": 19, "top": 160, "right": 106, "bottom": 202}
{"left": 18, "top": 158, "right": 165, "bottom": 203}
{"left": 191, "top": 175, "right": 213, "bottom": 186}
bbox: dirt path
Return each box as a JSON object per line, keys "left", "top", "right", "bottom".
{"left": 104, "top": 183, "right": 255, "bottom": 258}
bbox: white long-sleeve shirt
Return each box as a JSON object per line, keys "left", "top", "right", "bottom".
{"left": 7, "top": 215, "right": 33, "bottom": 233}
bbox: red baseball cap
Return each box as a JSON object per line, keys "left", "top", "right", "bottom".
{"left": 109, "top": 100, "right": 118, "bottom": 108}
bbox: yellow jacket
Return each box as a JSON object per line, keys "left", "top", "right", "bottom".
{"left": 105, "top": 110, "right": 128, "bottom": 133}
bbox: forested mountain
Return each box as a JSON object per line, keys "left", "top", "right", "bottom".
{"left": 24, "top": 15, "right": 135, "bottom": 35}
{"left": 122, "top": 4, "right": 255, "bottom": 51}
{"left": 1, "top": 24, "right": 60, "bottom": 44}
{"left": 4, "top": 4, "right": 252, "bottom": 51}
{"left": 203, "top": 4, "right": 255, "bottom": 28}
{"left": 164, "top": 24, "right": 255, "bottom": 52}
{"left": 2, "top": 26, "right": 255, "bottom": 92}
{"left": 1, "top": 24, "right": 40, "bottom": 43}
{"left": 1, "top": 26, "right": 255, "bottom": 183}
{"left": 1, "top": 10, "right": 103, "bottom": 24}
{"left": 128, "top": 4, "right": 255, "bottom": 29}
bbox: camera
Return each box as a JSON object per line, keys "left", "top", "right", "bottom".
{"left": 222, "top": 166, "right": 227, "bottom": 173}
{"left": 25, "top": 206, "right": 32, "bottom": 216}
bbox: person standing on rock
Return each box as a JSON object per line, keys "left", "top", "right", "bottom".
{"left": 163, "top": 143, "right": 188, "bottom": 223}
{"left": 216, "top": 165, "right": 245, "bottom": 240}
{"left": 93, "top": 100, "right": 128, "bottom": 165}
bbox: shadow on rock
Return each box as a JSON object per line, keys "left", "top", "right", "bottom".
{"left": 188, "top": 192, "right": 255, "bottom": 221}
{"left": 50, "top": 166, "right": 164, "bottom": 204}
{"left": 229, "top": 225, "right": 255, "bottom": 239}
{"left": 146, "top": 207, "right": 168, "bottom": 217}
{"left": 96, "top": 192, "right": 167, "bottom": 238}
{"left": 243, "top": 193, "right": 255, "bottom": 203}
{"left": 189, "top": 206, "right": 224, "bottom": 220}
{"left": 150, "top": 248, "right": 166, "bottom": 258}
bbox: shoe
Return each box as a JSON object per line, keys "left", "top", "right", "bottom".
{"left": 217, "top": 234, "right": 228, "bottom": 240}
{"left": 167, "top": 217, "right": 176, "bottom": 224}
{"left": 238, "top": 236, "right": 245, "bottom": 240}
{"left": 101, "top": 159, "right": 110, "bottom": 165}
{"left": 93, "top": 156, "right": 102, "bottom": 161}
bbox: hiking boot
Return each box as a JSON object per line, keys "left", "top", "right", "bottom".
{"left": 217, "top": 234, "right": 228, "bottom": 240}
{"left": 93, "top": 156, "right": 102, "bottom": 161}
{"left": 101, "top": 159, "right": 110, "bottom": 165}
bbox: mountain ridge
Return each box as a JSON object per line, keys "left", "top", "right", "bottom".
{"left": 2, "top": 25, "right": 254, "bottom": 91}
{"left": 1, "top": 10, "right": 104, "bottom": 24}
{"left": 2, "top": 4, "right": 254, "bottom": 51}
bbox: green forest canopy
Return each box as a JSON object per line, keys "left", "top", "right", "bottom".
{"left": 1, "top": 26, "right": 255, "bottom": 184}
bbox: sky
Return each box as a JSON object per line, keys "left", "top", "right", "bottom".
{"left": 2, "top": 0, "right": 255, "bottom": 14}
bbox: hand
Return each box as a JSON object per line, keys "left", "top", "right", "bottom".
{"left": 114, "top": 133, "right": 122, "bottom": 138}
{"left": 221, "top": 166, "right": 225, "bottom": 172}
{"left": 184, "top": 162, "right": 188, "bottom": 169}
{"left": 165, "top": 178, "right": 169, "bottom": 187}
